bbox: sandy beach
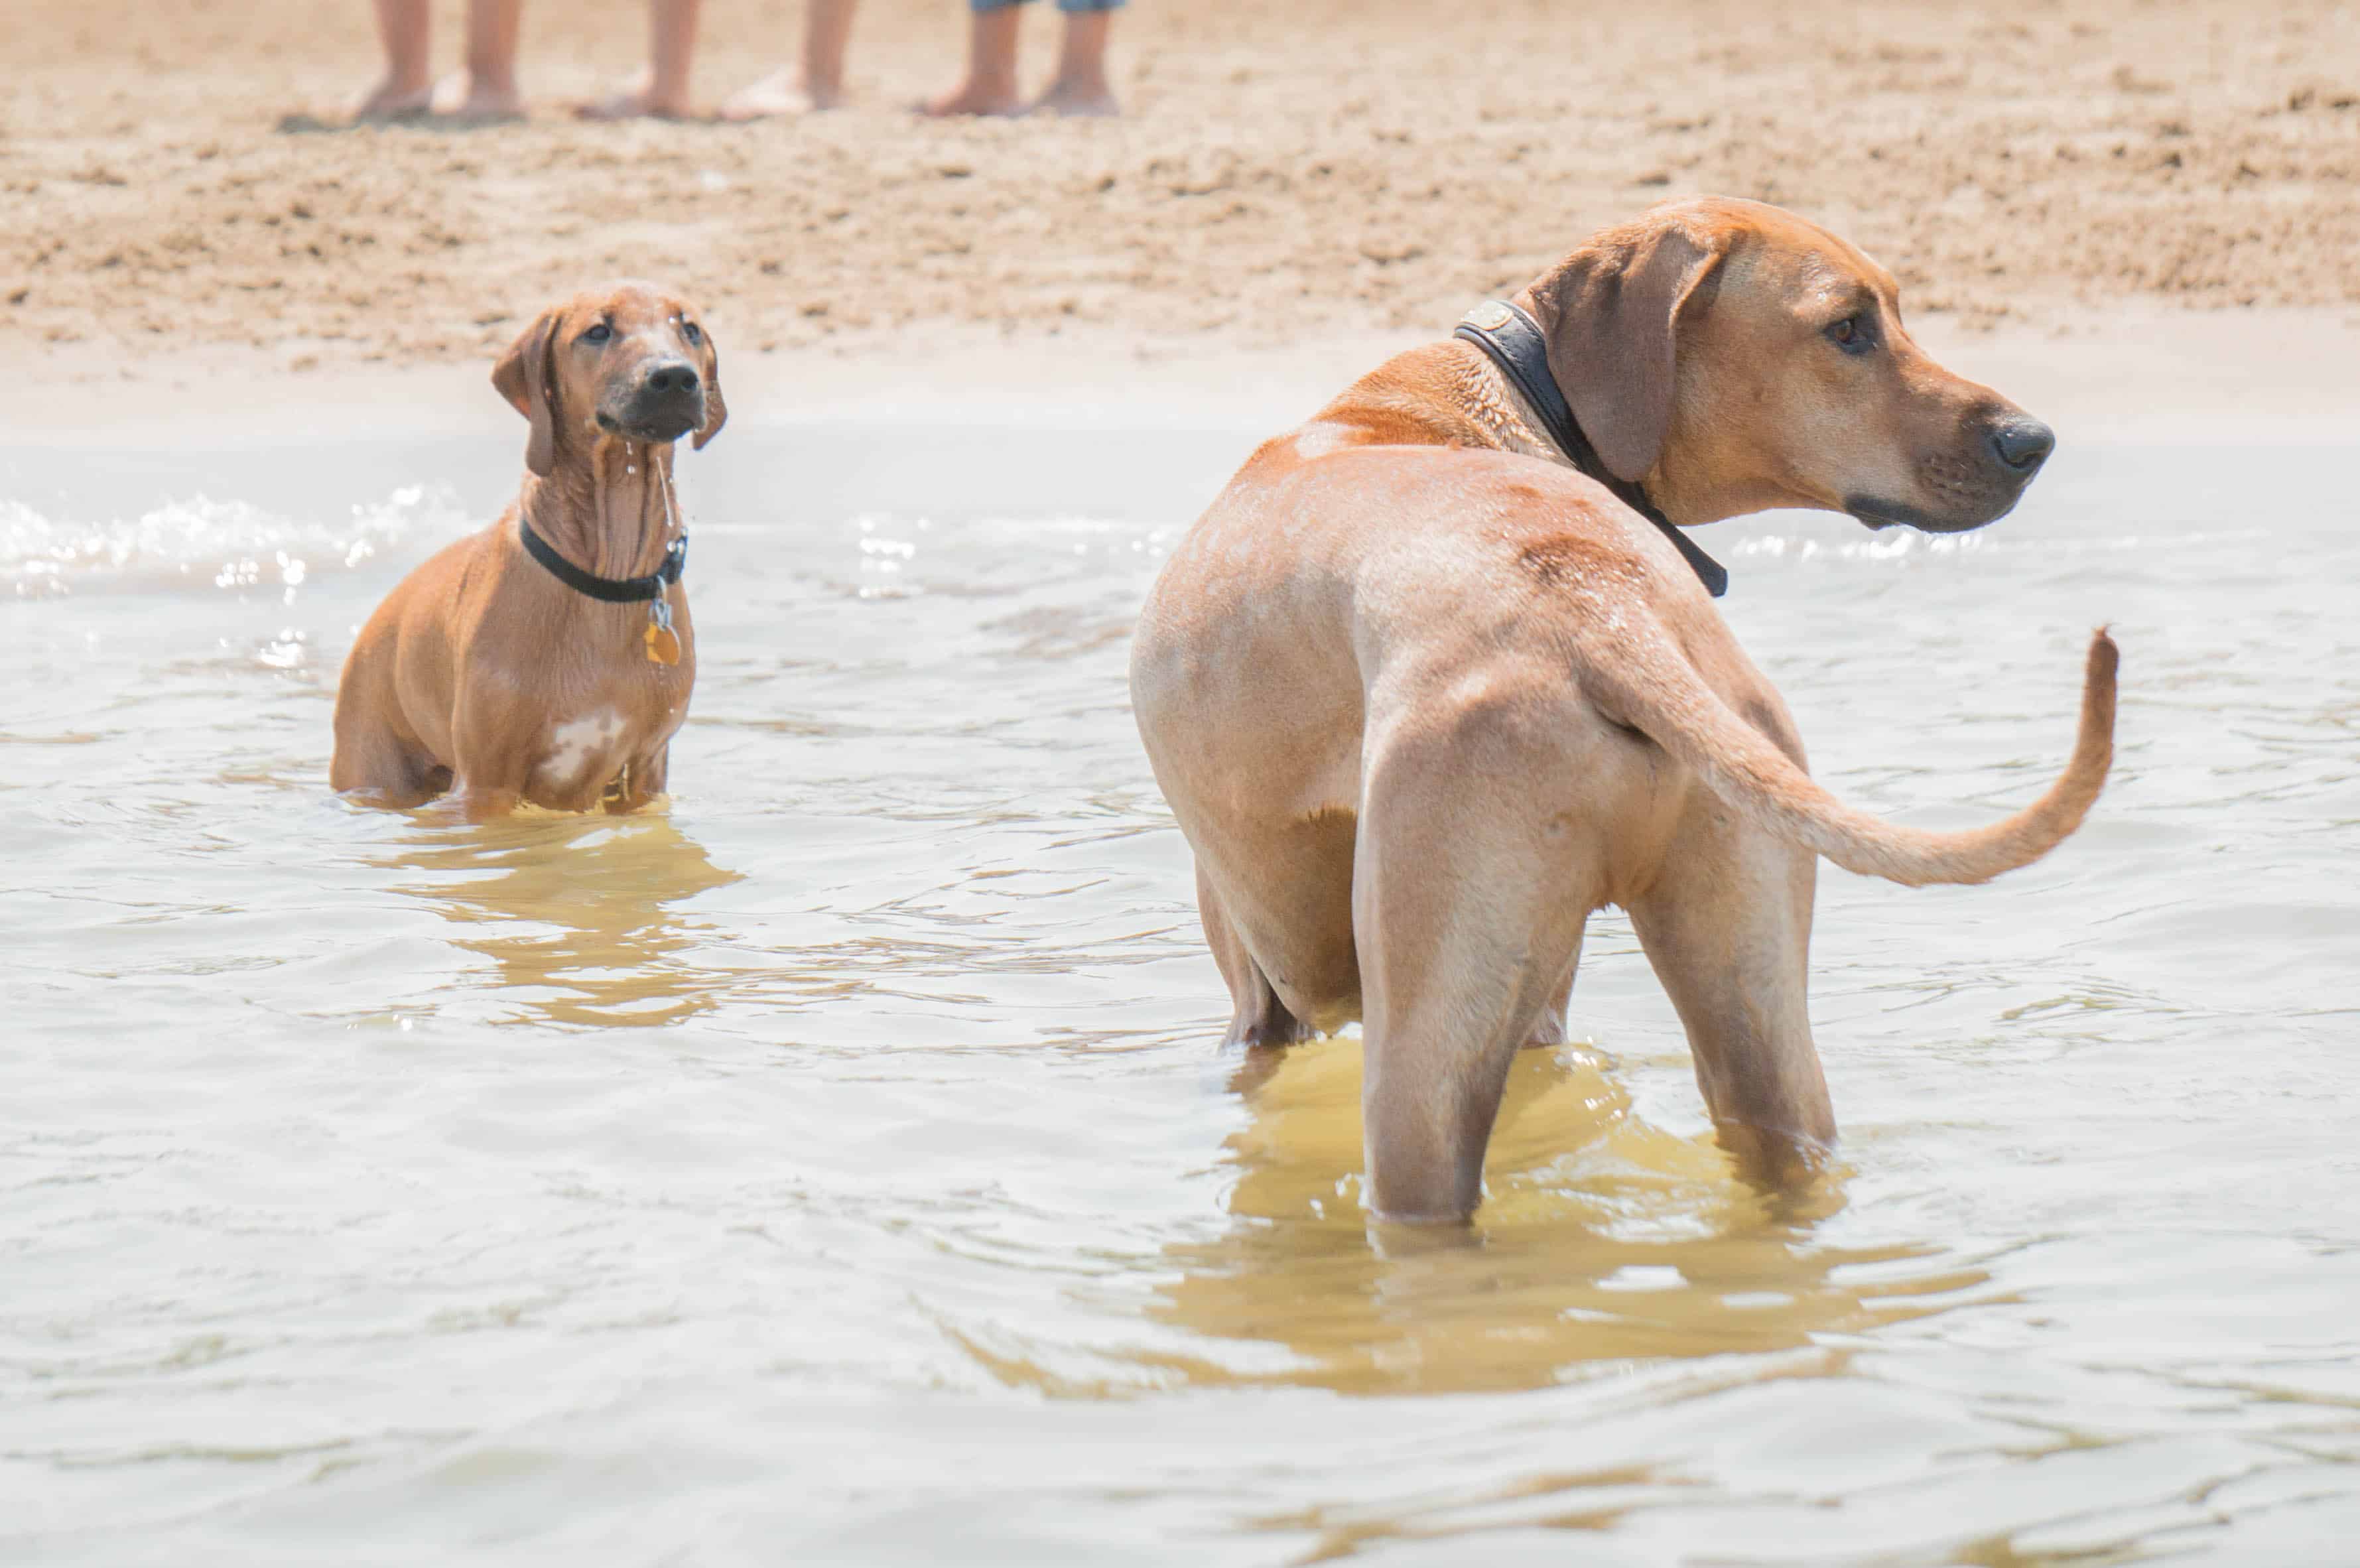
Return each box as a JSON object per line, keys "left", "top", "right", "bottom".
{"left": 7, "top": 0, "right": 2359, "bottom": 389}
{"left": 11, "top": 5, "right": 2360, "bottom": 1563}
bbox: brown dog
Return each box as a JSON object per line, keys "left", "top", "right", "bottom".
{"left": 330, "top": 282, "right": 726, "bottom": 818}
{"left": 1130, "top": 197, "right": 2117, "bottom": 1222}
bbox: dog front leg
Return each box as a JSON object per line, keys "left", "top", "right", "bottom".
{"left": 604, "top": 747, "right": 670, "bottom": 815}
{"left": 1197, "top": 860, "right": 1311, "bottom": 1049}
{"left": 1521, "top": 937, "right": 1585, "bottom": 1051}
{"left": 449, "top": 781, "right": 523, "bottom": 822}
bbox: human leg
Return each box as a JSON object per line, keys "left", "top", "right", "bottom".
{"left": 719, "top": 0, "right": 860, "bottom": 119}
{"left": 921, "top": 0, "right": 1025, "bottom": 117}
{"left": 578, "top": 0, "right": 701, "bottom": 120}
{"left": 451, "top": 0, "right": 525, "bottom": 119}
{"left": 1033, "top": 0, "right": 1119, "bottom": 117}
{"left": 354, "top": 0, "right": 435, "bottom": 120}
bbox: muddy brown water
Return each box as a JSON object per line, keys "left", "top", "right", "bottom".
{"left": 3, "top": 405, "right": 2357, "bottom": 1565}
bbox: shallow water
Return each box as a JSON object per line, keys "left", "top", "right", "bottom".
{"left": 3, "top": 410, "right": 2357, "bottom": 1565}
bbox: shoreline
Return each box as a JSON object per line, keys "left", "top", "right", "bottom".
{"left": 9, "top": 307, "right": 2359, "bottom": 451}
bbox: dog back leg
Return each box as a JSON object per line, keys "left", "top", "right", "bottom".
{"left": 1626, "top": 788, "right": 1833, "bottom": 1187}
{"left": 1352, "top": 699, "right": 1598, "bottom": 1223}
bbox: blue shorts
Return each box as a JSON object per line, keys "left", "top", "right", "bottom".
{"left": 972, "top": 0, "right": 1121, "bottom": 11}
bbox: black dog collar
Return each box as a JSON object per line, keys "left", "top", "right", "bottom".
{"left": 1453, "top": 300, "right": 1727, "bottom": 598}
{"left": 517, "top": 517, "right": 688, "bottom": 603}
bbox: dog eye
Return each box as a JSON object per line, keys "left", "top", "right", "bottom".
{"left": 582, "top": 322, "right": 612, "bottom": 345}
{"left": 1824, "top": 314, "right": 1872, "bottom": 354}
{"left": 681, "top": 321, "right": 702, "bottom": 346}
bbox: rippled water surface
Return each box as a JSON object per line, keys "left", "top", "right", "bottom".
{"left": 3, "top": 411, "right": 2357, "bottom": 1565}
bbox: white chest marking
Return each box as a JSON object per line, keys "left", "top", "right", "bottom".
{"left": 539, "top": 707, "right": 627, "bottom": 787}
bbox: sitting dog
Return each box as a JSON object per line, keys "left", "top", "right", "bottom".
{"left": 1129, "top": 197, "right": 2116, "bottom": 1222}
{"left": 331, "top": 282, "right": 726, "bottom": 818}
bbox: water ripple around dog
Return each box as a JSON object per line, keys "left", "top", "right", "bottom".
{"left": 1, "top": 434, "right": 2357, "bottom": 1564}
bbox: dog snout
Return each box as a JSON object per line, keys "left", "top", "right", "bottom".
{"left": 642, "top": 361, "right": 702, "bottom": 399}
{"left": 600, "top": 359, "right": 706, "bottom": 442}
{"left": 1987, "top": 415, "right": 2056, "bottom": 478}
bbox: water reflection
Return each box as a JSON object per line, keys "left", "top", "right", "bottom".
{"left": 380, "top": 811, "right": 741, "bottom": 1028}
{"left": 1149, "top": 1039, "right": 1984, "bottom": 1394}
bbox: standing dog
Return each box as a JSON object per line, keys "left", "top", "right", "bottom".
{"left": 1130, "top": 198, "right": 2116, "bottom": 1222}
{"left": 331, "top": 282, "right": 726, "bottom": 818}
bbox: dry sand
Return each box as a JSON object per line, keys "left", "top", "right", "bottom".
{"left": 6, "top": 0, "right": 2359, "bottom": 390}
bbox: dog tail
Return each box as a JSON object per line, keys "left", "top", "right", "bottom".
{"left": 1591, "top": 625, "right": 2117, "bottom": 887}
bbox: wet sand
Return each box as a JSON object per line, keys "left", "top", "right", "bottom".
{"left": 9, "top": 304, "right": 2360, "bottom": 446}
{"left": 7, "top": 0, "right": 2360, "bottom": 382}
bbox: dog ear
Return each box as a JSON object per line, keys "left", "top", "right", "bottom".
{"left": 690, "top": 328, "right": 727, "bottom": 452}
{"left": 1526, "top": 219, "right": 1729, "bottom": 485}
{"left": 491, "top": 311, "right": 561, "bottom": 478}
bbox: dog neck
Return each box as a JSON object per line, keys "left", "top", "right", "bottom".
{"left": 1447, "top": 306, "right": 1730, "bottom": 596}
{"left": 1443, "top": 344, "right": 1571, "bottom": 465}
{"left": 518, "top": 436, "right": 683, "bottom": 582}
{"left": 1320, "top": 342, "right": 1563, "bottom": 462}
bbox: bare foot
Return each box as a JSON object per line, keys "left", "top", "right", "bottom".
{"left": 918, "top": 79, "right": 1024, "bottom": 117}
{"left": 577, "top": 74, "right": 692, "bottom": 121}
{"left": 352, "top": 74, "right": 436, "bottom": 123}
{"left": 1030, "top": 78, "right": 1120, "bottom": 117}
{"left": 443, "top": 72, "right": 526, "bottom": 123}
{"left": 718, "top": 68, "right": 840, "bottom": 120}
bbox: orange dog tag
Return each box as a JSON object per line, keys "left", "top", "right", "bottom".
{"left": 645, "top": 621, "right": 682, "bottom": 665}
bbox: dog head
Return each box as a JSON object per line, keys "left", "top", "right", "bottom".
{"left": 492, "top": 281, "right": 728, "bottom": 478}
{"left": 1520, "top": 197, "right": 2052, "bottom": 533}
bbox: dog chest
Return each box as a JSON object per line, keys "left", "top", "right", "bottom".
{"left": 535, "top": 706, "right": 631, "bottom": 791}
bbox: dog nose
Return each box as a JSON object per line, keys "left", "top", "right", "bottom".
{"left": 1989, "top": 416, "right": 2055, "bottom": 475}
{"left": 643, "top": 362, "right": 701, "bottom": 396}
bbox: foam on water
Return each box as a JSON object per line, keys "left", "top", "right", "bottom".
{"left": 1, "top": 482, "right": 474, "bottom": 598}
